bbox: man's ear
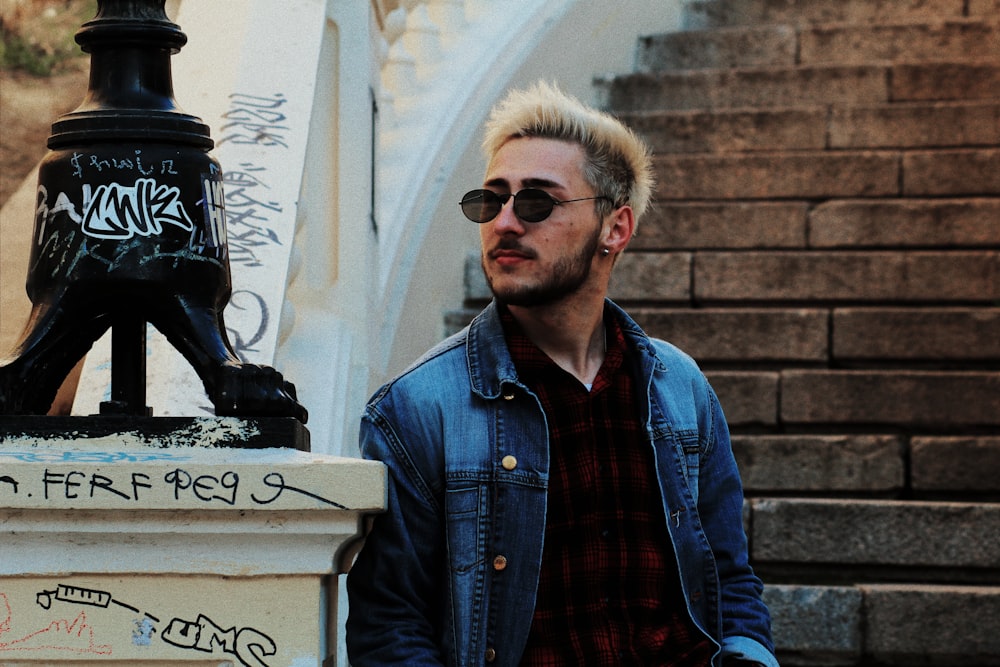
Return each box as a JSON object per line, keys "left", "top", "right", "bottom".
{"left": 604, "top": 204, "right": 636, "bottom": 254}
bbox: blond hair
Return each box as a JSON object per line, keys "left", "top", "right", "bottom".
{"left": 482, "top": 81, "right": 654, "bottom": 221}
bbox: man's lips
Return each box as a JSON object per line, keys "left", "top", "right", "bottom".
{"left": 488, "top": 247, "right": 535, "bottom": 267}
{"left": 488, "top": 242, "right": 535, "bottom": 262}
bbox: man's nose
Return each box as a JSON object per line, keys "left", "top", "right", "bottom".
{"left": 491, "top": 196, "right": 526, "bottom": 234}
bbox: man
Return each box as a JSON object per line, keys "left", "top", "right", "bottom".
{"left": 346, "top": 82, "right": 778, "bottom": 667}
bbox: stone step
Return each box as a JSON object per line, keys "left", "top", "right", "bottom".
{"left": 614, "top": 250, "right": 1000, "bottom": 304}
{"left": 705, "top": 370, "right": 1000, "bottom": 428}
{"left": 734, "top": 434, "right": 1000, "bottom": 497}
{"left": 629, "top": 308, "right": 829, "bottom": 362}
{"left": 810, "top": 198, "right": 1000, "bottom": 248}
{"left": 601, "top": 61, "right": 1000, "bottom": 112}
{"left": 735, "top": 434, "right": 905, "bottom": 496}
{"left": 631, "top": 199, "right": 1000, "bottom": 250}
{"left": 680, "top": 0, "right": 986, "bottom": 29}
{"left": 446, "top": 303, "right": 1000, "bottom": 364}
{"left": 626, "top": 307, "right": 1000, "bottom": 364}
{"left": 621, "top": 101, "right": 1000, "bottom": 154}
{"left": 749, "top": 498, "right": 1000, "bottom": 576}
{"left": 778, "top": 370, "right": 1000, "bottom": 428}
{"left": 832, "top": 308, "right": 1000, "bottom": 362}
{"left": 763, "top": 583, "right": 1000, "bottom": 666}
{"left": 639, "top": 19, "right": 1000, "bottom": 72}
{"left": 652, "top": 149, "right": 1000, "bottom": 200}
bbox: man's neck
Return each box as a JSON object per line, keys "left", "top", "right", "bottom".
{"left": 507, "top": 299, "right": 607, "bottom": 386}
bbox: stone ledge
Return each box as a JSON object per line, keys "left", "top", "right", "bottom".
{"left": 694, "top": 251, "right": 999, "bottom": 302}
{"left": 912, "top": 436, "right": 1000, "bottom": 494}
{"left": 764, "top": 584, "right": 862, "bottom": 662}
{"left": 733, "top": 434, "right": 903, "bottom": 494}
{"left": 631, "top": 308, "right": 828, "bottom": 362}
{"left": 752, "top": 498, "right": 1000, "bottom": 569}
{"left": 764, "top": 583, "right": 1000, "bottom": 665}
{"left": 863, "top": 584, "right": 1000, "bottom": 664}
{"left": 832, "top": 308, "right": 1000, "bottom": 361}
{"left": 811, "top": 199, "right": 1000, "bottom": 248}
{"left": 780, "top": 370, "right": 1000, "bottom": 427}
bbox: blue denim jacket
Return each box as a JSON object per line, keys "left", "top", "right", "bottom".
{"left": 346, "top": 300, "right": 777, "bottom": 667}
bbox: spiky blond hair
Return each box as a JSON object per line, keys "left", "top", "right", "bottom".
{"left": 482, "top": 81, "right": 654, "bottom": 222}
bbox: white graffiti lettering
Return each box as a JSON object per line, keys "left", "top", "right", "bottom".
{"left": 81, "top": 178, "right": 194, "bottom": 240}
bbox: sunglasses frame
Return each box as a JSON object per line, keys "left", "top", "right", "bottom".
{"left": 460, "top": 188, "right": 611, "bottom": 223}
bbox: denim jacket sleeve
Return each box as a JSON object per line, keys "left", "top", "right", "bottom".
{"left": 700, "top": 385, "right": 778, "bottom": 667}
{"left": 644, "top": 336, "right": 777, "bottom": 667}
{"left": 345, "top": 389, "right": 449, "bottom": 666}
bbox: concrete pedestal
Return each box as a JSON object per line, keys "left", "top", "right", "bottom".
{"left": 0, "top": 417, "right": 385, "bottom": 666}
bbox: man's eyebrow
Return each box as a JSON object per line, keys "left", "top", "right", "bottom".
{"left": 484, "top": 177, "right": 510, "bottom": 189}
{"left": 483, "top": 177, "right": 563, "bottom": 190}
{"left": 523, "top": 177, "right": 562, "bottom": 190}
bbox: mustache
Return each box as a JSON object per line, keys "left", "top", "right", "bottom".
{"left": 487, "top": 239, "right": 537, "bottom": 259}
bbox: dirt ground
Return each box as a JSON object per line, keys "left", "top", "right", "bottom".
{"left": 1, "top": 0, "right": 93, "bottom": 206}
{"left": 0, "top": 60, "right": 88, "bottom": 205}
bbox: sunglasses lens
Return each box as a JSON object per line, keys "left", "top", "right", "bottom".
{"left": 460, "top": 190, "right": 500, "bottom": 223}
{"left": 513, "top": 189, "right": 555, "bottom": 222}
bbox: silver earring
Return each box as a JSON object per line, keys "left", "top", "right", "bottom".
{"left": 601, "top": 247, "right": 611, "bottom": 256}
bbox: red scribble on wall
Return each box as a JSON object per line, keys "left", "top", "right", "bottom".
{"left": 0, "top": 593, "right": 112, "bottom": 655}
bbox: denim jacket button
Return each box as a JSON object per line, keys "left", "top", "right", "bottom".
{"left": 485, "top": 647, "right": 497, "bottom": 662}
{"left": 493, "top": 555, "right": 508, "bottom": 571}
{"left": 501, "top": 455, "right": 517, "bottom": 470}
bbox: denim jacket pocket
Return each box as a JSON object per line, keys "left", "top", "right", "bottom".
{"left": 446, "top": 484, "right": 486, "bottom": 573}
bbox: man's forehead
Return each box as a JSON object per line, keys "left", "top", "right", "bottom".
{"left": 485, "top": 137, "right": 586, "bottom": 186}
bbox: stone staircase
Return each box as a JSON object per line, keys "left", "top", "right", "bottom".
{"left": 447, "top": 0, "right": 1000, "bottom": 663}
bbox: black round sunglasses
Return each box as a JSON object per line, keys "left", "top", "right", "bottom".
{"left": 460, "top": 188, "right": 611, "bottom": 223}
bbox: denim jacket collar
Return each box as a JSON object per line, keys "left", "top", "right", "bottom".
{"left": 466, "top": 299, "right": 667, "bottom": 400}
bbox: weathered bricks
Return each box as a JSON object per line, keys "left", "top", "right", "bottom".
{"left": 863, "top": 585, "right": 1000, "bottom": 662}
{"left": 781, "top": 370, "right": 1000, "bottom": 428}
{"left": 630, "top": 308, "right": 827, "bottom": 362}
{"left": 891, "top": 61, "right": 1000, "bottom": 101}
{"left": 969, "top": 0, "right": 1000, "bottom": 16}
{"left": 682, "top": 0, "right": 968, "bottom": 28}
{"left": 609, "top": 2, "right": 1000, "bottom": 664}
{"left": 810, "top": 199, "right": 1000, "bottom": 247}
{"left": 623, "top": 107, "right": 827, "bottom": 153}
{"left": 829, "top": 102, "right": 1000, "bottom": 149}
{"left": 609, "top": 252, "right": 691, "bottom": 302}
{"left": 603, "top": 65, "right": 888, "bottom": 112}
{"left": 800, "top": 21, "right": 1000, "bottom": 66}
{"left": 833, "top": 308, "right": 1000, "bottom": 361}
{"left": 694, "top": 251, "right": 999, "bottom": 302}
{"left": 705, "top": 371, "right": 779, "bottom": 426}
{"left": 637, "top": 25, "right": 797, "bottom": 72}
{"left": 904, "top": 148, "right": 1000, "bottom": 196}
{"left": 752, "top": 498, "right": 1000, "bottom": 568}
{"left": 733, "top": 435, "right": 904, "bottom": 494}
{"left": 763, "top": 585, "right": 862, "bottom": 662}
{"left": 764, "top": 584, "right": 1000, "bottom": 664}
{"left": 911, "top": 437, "right": 1000, "bottom": 494}
{"left": 639, "top": 21, "right": 1000, "bottom": 72}
{"left": 654, "top": 152, "right": 898, "bottom": 199}
{"left": 634, "top": 202, "right": 807, "bottom": 249}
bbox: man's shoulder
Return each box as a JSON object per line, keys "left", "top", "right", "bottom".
{"left": 646, "top": 336, "right": 701, "bottom": 371}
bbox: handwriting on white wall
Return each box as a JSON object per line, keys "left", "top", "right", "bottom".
{"left": 0, "top": 464, "right": 348, "bottom": 510}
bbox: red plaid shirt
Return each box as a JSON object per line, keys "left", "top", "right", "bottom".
{"left": 501, "top": 307, "right": 714, "bottom": 666}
